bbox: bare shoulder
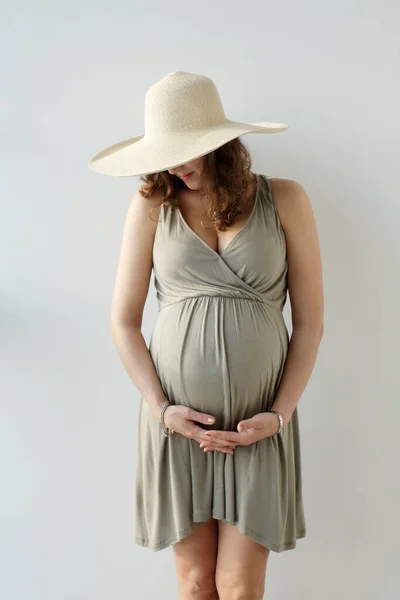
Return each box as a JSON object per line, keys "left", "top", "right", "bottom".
{"left": 126, "top": 186, "right": 164, "bottom": 232}
{"left": 270, "top": 177, "right": 315, "bottom": 234}
{"left": 268, "top": 177, "right": 315, "bottom": 233}
{"left": 117, "top": 186, "right": 163, "bottom": 267}
{"left": 110, "top": 187, "right": 164, "bottom": 329}
{"left": 269, "top": 177, "right": 323, "bottom": 330}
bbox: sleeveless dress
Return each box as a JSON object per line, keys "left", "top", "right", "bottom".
{"left": 134, "top": 173, "right": 306, "bottom": 552}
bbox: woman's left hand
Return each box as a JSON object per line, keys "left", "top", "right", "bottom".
{"left": 199, "top": 411, "right": 281, "bottom": 453}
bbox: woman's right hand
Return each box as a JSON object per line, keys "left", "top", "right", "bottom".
{"left": 163, "top": 404, "right": 235, "bottom": 455}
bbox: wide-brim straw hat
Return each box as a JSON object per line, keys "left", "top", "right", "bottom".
{"left": 88, "top": 71, "right": 289, "bottom": 177}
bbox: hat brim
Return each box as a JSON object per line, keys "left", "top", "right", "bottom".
{"left": 88, "top": 120, "right": 289, "bottom": 177}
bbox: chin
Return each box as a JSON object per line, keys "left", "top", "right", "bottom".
{"left": 186, "top": 176, "right": 201, "bottom": 189}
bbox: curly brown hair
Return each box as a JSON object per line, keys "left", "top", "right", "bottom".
{"left": 138, "top": 137, "right": 256, "bottom": 231}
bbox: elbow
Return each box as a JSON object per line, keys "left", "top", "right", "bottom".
{"left": 110, "top": 317, "right": 141, "bottom": 344}
{"left": 293, "top": 320, "right": 324, "bottom": 341}
{"left": 110, "top": 320, "right": 120, "bottom": 346}
{"left": 110, "top": 320, "right": 119, "bottom": 345}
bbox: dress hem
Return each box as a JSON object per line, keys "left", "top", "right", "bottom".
{"left": 135, "top": 513, "right": 306, "bottom": 553}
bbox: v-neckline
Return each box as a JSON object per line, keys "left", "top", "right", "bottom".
{"left": 175, "top": 173, "right": 261, "bottom": 259}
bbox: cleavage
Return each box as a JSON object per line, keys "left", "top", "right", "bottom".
{"left": 177, "top": 181, "right": 257, "bottom": 255}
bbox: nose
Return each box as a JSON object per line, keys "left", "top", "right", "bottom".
{"left": 168, "top": 165, "right": 185, "bottom": 175}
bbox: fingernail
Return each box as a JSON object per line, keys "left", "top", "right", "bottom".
{"left": 207, "top": 417, "right": 215, "bottom": 423}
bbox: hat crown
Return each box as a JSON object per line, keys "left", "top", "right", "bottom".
{"left": 144, "top": 71, "right": 227, "bottom": 137}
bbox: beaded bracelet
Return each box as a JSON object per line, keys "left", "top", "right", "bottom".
{"left": 160, "top": 401, "right": 175, "bottom": 437}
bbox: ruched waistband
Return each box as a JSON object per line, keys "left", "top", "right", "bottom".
{"left": 158, "top": 294, "right": 282, "bottom": 312}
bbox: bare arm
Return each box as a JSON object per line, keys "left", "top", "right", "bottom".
{"left": 269, "top": 178, "right": 324, "bottom": 426}
{"left": 110, "top": 189, "right": 167, "bottom": 420}
{"left": 110, "top": 189, "right": 231, "bottom": 452}
{"left": 195, "top": 177, "right": 325, "bottom": 449}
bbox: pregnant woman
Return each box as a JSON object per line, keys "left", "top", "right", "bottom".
{"left": 89, "top": 71, "right": 324, "bottom": 599}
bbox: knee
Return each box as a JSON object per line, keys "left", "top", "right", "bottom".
{"left": 216, "top": 574, "right": 265, "bottom": 600}
{"left": 178, "top": 568, "right": 218, "bottom": 598}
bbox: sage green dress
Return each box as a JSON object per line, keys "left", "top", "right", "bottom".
{"left": 134, "top": 173, "right": 306, "bottom": 552}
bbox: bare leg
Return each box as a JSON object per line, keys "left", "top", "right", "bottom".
{"left": 172, "top": 518, "right": 219, "bottom": 600}
{"left": 215, "top": 521, "right": 270, "bottom": 600}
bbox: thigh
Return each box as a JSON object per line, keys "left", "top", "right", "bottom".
{"left": 172, "top": 518, "right": 219, "bottom": 599}
{"left": 215, "top": 521, "right": 270, "bottom": 600}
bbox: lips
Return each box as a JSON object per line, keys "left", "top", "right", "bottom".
{"left": 181, "top": 172, "right": 193, "bottom": 180}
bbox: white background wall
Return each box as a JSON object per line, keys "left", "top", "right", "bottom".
{"left": 1, "top": 1, "right": 399, "bottom": 598}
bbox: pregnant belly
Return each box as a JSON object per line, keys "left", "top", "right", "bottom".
{"left": 149, "top": 296, "right": 289, "bottom": 430}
